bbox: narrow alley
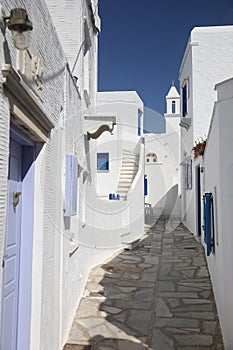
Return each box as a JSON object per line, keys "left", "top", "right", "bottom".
{"left": 63, "top": 222, "right": 223, "bottom": 350}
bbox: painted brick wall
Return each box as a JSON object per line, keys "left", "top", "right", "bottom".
{"left": 0, "top": 1, "right": 83, "bottom": 349}
{"left": 0, "top": 93, "right": 10, "bottom": 302}
{"left": 45, "top": 0, "right": 99, "bottom": 108}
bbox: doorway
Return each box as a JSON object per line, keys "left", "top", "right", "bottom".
{"left": 1, "top": 129, "right": 35, "bottom": 350}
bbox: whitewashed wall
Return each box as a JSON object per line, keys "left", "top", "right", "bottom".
{"left": 145, "top": 131, "right": 180, "bottom": 219}
{"left": 96, "top": 91, "right": 144, "bottom": 197}
{"left": 179, "top": 26, "right": 233, "bottom": 234}
{"left": 45, "top": 0, "right": 99, "bottom": 108}
{"left": 204, "top": 78, "right": 233, "bottom": 350}
{"left": 0, "top": 1, "right": 66, "bottom": 349}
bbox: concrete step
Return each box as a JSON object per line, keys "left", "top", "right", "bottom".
{"left": 118, "top": 187, "right": 131, "bottom": 191}
{"left": 122, "top": 158, "right": 138, "bottom": 164}
{"left": 118, "top": 180, "right": 134, "bottom": 185}
{"left": 120, "top": 167, "right": 137, "bottom": 171}
{"left": 118, "top": 172, "right": 136, "bottom": 178}
{"left": 118, "top": 174, "right": 135, "bottom": 179}
{"left": 120, "top": 168, "right": 137, "bottom": 172}
{"left": 122, "top": 159, "right": 138, "bottom": 163}
{"left": 118, "top": 185, "right": 132, "bottom": 190}
{"left": 120, "top": 165, "right": 138, "bottom": 171}
{"left": 118, "top": 179, "right": 133, "bottom": 184}
{"left": 115, "top": 150, "right": 140, "bottom": 201}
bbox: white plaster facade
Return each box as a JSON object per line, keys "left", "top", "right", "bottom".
{"left": 0, "top": 1, "right": 145, "bottom": 349}
{"left": 179, "top": 26, "right": 233, "bottom": 234}
{"left": 179, "top": 25, "right": 233, "bottom": 349}
{"left": 145, "top": 84, "right": 181, "bottom": 222}
{"left": 203, "top": 77, "right": 233, "bottom": 349}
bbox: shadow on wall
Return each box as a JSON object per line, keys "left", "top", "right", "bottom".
{"left": 145, "top": 184, "right": 181, "bottom": 226}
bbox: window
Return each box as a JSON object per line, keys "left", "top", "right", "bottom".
{"left": 172, "top": 101, "right": 176, "bottom": 114}
{"left": 182, "top": 83, "right": 187, "bottom": 117}
{"left": 146, "top": 153, "right": 158, "bottom": 163}
{"left": 97, "top": 153, "right": 109, "bottom": 171}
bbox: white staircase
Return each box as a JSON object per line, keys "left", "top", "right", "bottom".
{"left": 117, "top": 150, "right": 139, "bottom": 201}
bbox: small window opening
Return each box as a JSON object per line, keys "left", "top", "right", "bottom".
{"left": 182, "top": 83, "right": 187, "bottom": 117}
{"left": 172, "top": 101, "right": 176, "bottom": 114}
{"left": 97, "top": 153, "right": 109, "bottom": 171}
{"left": 146, "top": 153, "right": 158, "bottom": 163}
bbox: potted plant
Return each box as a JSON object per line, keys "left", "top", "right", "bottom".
{"left": 192, "top": 137, "right": 206, "bottom": 159}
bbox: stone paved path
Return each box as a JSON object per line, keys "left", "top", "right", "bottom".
{"left": 63, "top": 223, "right": 224, "bottom": 349}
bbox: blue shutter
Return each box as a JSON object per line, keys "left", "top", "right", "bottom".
{"left": 144, "top": 176, "right": 148, "bottom": 196}
{"left": 203, "top": 193, "right": 215, "bottom": 256}
{"left": 182, "top": 84, "right": 187, "bottom": 117}
{"left": 64, "top": 155, "right": 78, "bottom": 217}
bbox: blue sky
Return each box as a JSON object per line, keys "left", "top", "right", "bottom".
{"left": 98, "top": 0, "right": 233, "bottom": 132}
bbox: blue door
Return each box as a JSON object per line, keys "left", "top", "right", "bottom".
{"left": 1, "top": 139, "right": 22, "bottom": 350}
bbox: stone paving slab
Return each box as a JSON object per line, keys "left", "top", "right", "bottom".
{"left": 63, "top": 223, "right": 224, "bottom": 350}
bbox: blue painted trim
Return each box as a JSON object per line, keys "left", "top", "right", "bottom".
{"left": 144, "top": 177, "right": 148, "bottom": 196}
{"left": 203, "top": 193, "right": 214, "bottom": 256}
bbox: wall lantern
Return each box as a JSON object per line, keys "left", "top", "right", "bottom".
{"left": 0, "top": 7, "right": 33, "bottom": 50}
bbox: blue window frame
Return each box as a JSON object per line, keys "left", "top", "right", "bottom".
{"left": 97, "top": 153, "right": 109, "bottom": 171}
{"left": 182, "top": 84, "right": 187, "bottom": 117}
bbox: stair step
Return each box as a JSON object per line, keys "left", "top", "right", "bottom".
{"left": 118, "top": 183, "right": 133, "bottom": 187}
{"left": 118, "top": 185, "right": 131, "bottom": 189}
{"left": 118, "top": 188, "right": 131, "bottom": 192}
{"left": 119, "top": 174, "right": 135, "bottom": 178}
{"left": 118, "top": 179, "right": 134, "bottom": 183}
{"left": 120, "top": 167, "right": 137, "bottom": 171}
{"left": 120, "top": 165, "right": 138, "bottom": 170}
{"left": 120, "top": 168, "right": 137, "bottom": 172}
{"left": 122, "top": 158, "right": 139, "bottom": 162}
{"left": 116, "top": 150, "right": 140, "bottom": 200}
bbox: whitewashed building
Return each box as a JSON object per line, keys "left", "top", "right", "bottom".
{"left": 179, "top": 25, "right": 233, "bottom": 349}
{"left": 179, "top": 25, "right": 233, "bottom": 235}
{"left": 0, "top": 1, "right": 145, "bottom": 350}
{"left": 203, "top": 77, "right": 233, "bottom": 350}
{"left": 145, "top": 83, "right": 181, "bottom": 223}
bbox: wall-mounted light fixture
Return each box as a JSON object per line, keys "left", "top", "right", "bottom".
{"left": 0, "top": 7, "right": 33, "bottom": 50}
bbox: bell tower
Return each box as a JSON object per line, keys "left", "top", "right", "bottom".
{"left": 164, "top": 81, "right": 180, "bottom": 134}
{"left": 165, "top": 81, "right": 180, "bottom": 115}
